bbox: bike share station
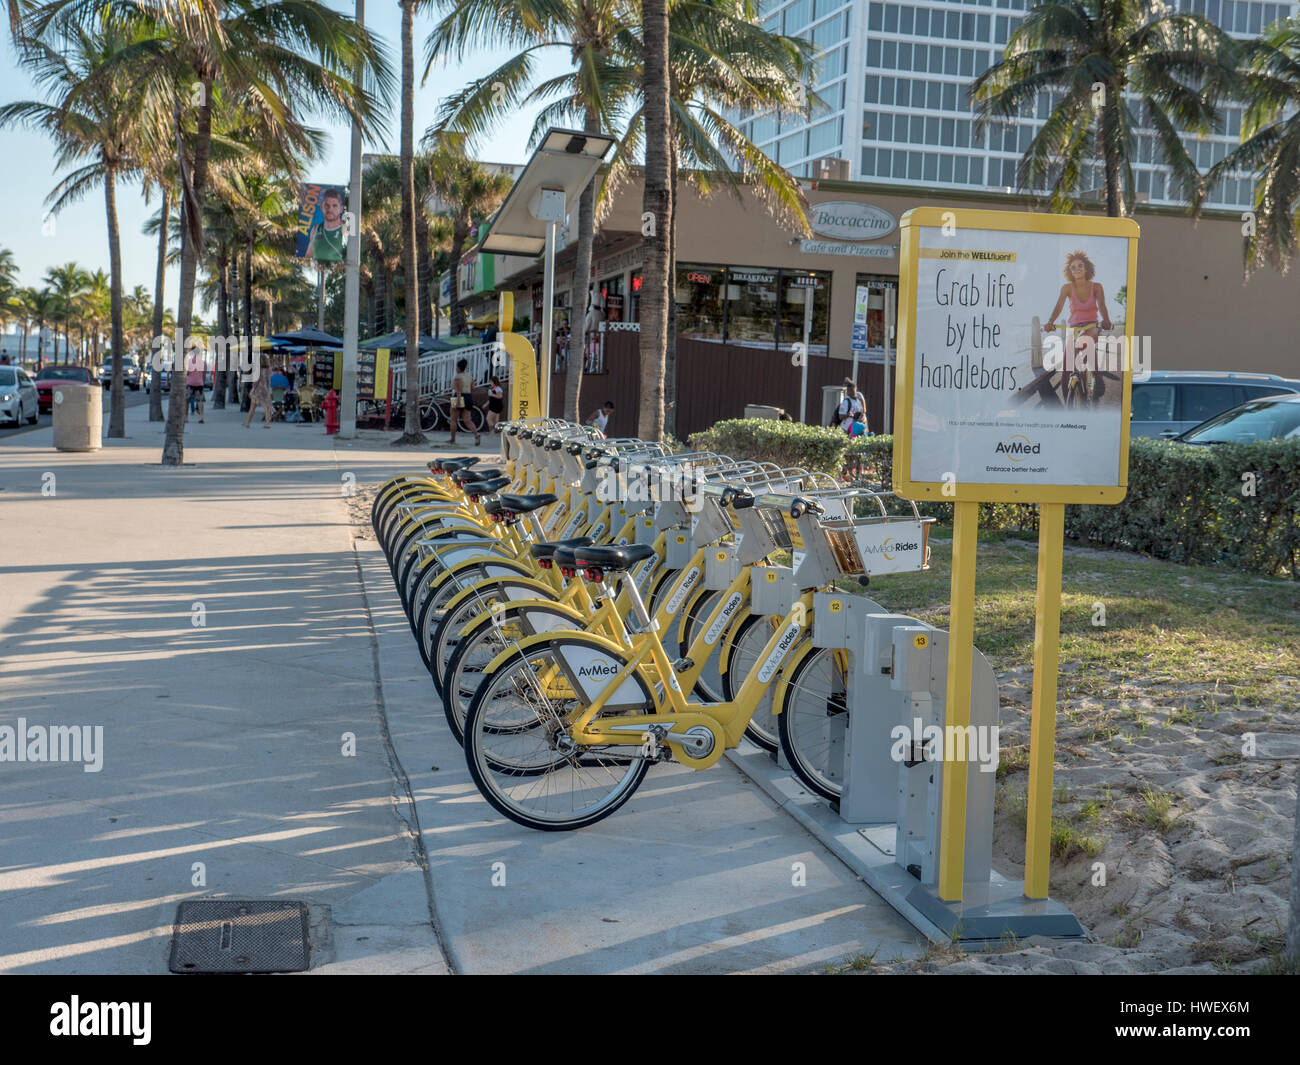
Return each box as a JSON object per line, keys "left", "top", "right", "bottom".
{"left": 728, "top": 208, "right": 1140, "bottom": 944}
{"left": 486, "top": 202, "right": 1138, "bottom": 945}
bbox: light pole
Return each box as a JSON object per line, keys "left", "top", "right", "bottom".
{"left": 338, "top": 0, "right": 364, "bottom": 438}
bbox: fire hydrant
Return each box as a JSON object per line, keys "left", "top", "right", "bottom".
{"left": 323, "top": 389, "right": 339, "bottom": 435}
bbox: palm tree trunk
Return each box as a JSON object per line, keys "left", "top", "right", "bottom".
{"left": 664, "top": 143, "right": 679, "bottom": 440}
{"left": 564, "top": 109, "right": 601, "bottom": 424}
{"left": 163, "top": 81, "right": 213, "bottom": 466}
{"left": 417, "top": 213, "right": 434, "bottom": 337}
{"left": 149, "top": 184, "right": 169, "bottom": 421}
{"left": 638, "top": 0, "right": 671, "bottom": 441}
{"left": 449, "top": 219, "right": 468, "bottom": 336}
{"left": 106, "top": 168, "right": 126, "bottom": 438}
{"left": 212, "top": 248, "right": 229, "bottom": 408}
{"left": 394, "top": 0, "right": 425, "bottom": 445}
{"left": 1104, "top": 136, "right": 1122, "bottom": 218}
{"left": 241, "top": 241, "right": 253, "bottom": 409}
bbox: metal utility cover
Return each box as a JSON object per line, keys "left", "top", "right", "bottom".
{"left": 169, "top": 900, "right": 310, "bottom": 974}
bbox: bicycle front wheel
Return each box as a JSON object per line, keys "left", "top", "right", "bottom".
{"left": 776, "top": 646, "right": 849, "bottom": 801}
{"left": 462, "top": 644, "right": 652, "bottom": 831}
{"left": 722, "top": 614, "right": 780, "bottom": 752}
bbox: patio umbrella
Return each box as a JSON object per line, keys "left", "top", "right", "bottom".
{"left": 359, "top": 331, "right": 458, "bottom": 353}
{"left": 268, "top": 326, "right": 342, "bottom": 348}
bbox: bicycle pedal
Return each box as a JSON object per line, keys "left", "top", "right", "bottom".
{"left": 672, "top": 657, "right": 694, "bottom": 673}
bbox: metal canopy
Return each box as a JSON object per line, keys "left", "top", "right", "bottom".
{"left": 479, "top": 129, "right": 616, "bottom": 256}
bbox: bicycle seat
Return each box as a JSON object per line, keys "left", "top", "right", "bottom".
{"left": 452, "top": 466, "right": 502, "bottom": 485}
{"left": 437, "top": 457, "right": 480, "bottom": 474}
{"left": 465, "top": 476, "right": 510, "bottom": 499}
{"left": 571, "top": 544, "right": 656, "bottom": 571}
{"left": 529, "top": 537, "right": 594, "bottom": 562}
{"left": 497, "top": 493, "right": 557, "bottom": 514}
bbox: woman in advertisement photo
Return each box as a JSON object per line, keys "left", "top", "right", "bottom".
{"left": 1042, "top": 250, "right": 1112, "bottom": 406}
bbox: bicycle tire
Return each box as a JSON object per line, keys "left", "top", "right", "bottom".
{"left": 776, "top": 646, "right": 848, "bottom": 802}
{"left": 722, "top": 613, "right": 781, "bottom": 752}
{"left": 680, "top": 589, "right": 726, "bottom": 703}
{"left": 462, "top": 643, "right": 652, "bottom": 831}
{"left": 441, "top": 603, "right": 577, "bottom": 743}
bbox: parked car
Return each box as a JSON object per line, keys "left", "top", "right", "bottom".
{"left": 100, "top": 357, "right": 142, "bottom": 390}
{"left": 1176, "top": 393, "right": 1300, "bottom": 446}
{"left": 1131, "top": 371, "right": 1300, "bottom": 439}
{"left": 35, "top": 365, "right": 95, "bottom": 414}
{"left": 0, "top": 365, "right": 39, "bottom": 426}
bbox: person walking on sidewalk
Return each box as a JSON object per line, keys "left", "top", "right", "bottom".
{"left": 186, "top": 362, "right": 206, "bottom": 423}
{"left": 448, "top": 358, "right": 480, "bottom": 447}
{"left": 244, "top": 354, "right": 273, "bottom": 428}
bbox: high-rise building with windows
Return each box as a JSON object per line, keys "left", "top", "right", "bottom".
{"left": 737, "top": 0, "right": 1297, "bottom": 209}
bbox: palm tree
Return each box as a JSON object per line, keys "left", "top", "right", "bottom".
{"left": 1210, "top": 22, "right": 1300, "bottom": 271}
{"left": 972, "top": 0, "right": 1239, "bottom": 218}
{"left": 1, "top": 20, "right": 167, "bottom": 434}
{"left": 43, "top": 262, "right": 87, "bottom": 365}
{"left": 423, "top": 146, "right": 512, "bottom": 336}
{"left": 639, "top": 0, "right": 672, "bottom": 440}
{"left": 28, "top": 0, "right": 393, "bottom": 462}
{"left": 26, "top": 287, "right": 57, "bottom": 369}
{"left": 390, "top": 0, "right": 426, "bottom": 445}
{"left": 427, "top": 0, "right": 635, "bottom": 421}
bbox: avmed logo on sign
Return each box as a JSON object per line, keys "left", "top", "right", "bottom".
{"left": 994, "top": 435, "right": 1041, "bottom": 463}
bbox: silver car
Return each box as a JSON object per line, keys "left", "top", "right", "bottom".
{"left": 0, "top": 365, "right": 40, "bottom": 425}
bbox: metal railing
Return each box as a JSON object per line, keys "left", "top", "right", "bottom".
{"left": 389, "top": 340, "right": 508, "bottom": 403}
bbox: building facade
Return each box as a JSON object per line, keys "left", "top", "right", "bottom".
{"left": 735, "top": 0, "right": 1298, "bottom": 211}
{"left": 485, "top": 172, "right": 1298, "bottom": 437}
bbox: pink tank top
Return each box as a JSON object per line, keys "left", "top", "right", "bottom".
{"left": 1067, "top": 283, "right": 1098, "bottom": 326}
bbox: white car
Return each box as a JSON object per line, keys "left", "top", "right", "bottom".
{"left": 0, "top": 365, "right": 40, "bottom": 426}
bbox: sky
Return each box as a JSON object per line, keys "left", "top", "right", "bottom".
{"left": 0, "top": 2, "right": 569, "bottom": 309}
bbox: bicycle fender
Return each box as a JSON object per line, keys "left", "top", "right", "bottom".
{"left": 457, "top": 598, "right": 586, "bottom": 640}
{"left": 769, "top": 637, "right": 819, "bottom": 715}
{"left": 442, "top": 577, "right": 558, "bottom": 618}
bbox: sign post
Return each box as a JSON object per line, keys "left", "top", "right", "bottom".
{"left": 893, "top": 207, "right": 1139, "bottom": 903}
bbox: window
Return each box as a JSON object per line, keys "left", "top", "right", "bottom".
{"left": 916, "top": 8, "right": 930, "bottom": 35}
{"left": 725, "top": 267, "right": 778, "bottom": 346}
{"left": 1180, "top": 384, "right": 1239, "bottom": 424}
{"left": 884, "top": 4, "right": 898, "bottom": 31}
{"left": 812, "top": 14, "right": 845, "bottom": 50}
{"left": 944, "top": 47, "right": 959, "bottom": 74}
{"left": 899, "top": 41, "right": 912, "bottom": 70}
{"left": 865, "top": 74, "right": 879, "bottom": 103}
{"left": 899, "top": 6, "right": 914, "bottom": 34}
{"left": 925, "top": 116, "right": 940, "bottom": 143}
{"left": 675, "top": 264, "right": 724, "bottom": 341}
{"left": 777, "top": 271, "right": 830, "bottom": 353}
{"left": 786, "top": 0, "right": 811, "bottom": 33}
{"left": 881, "top": 76, "right": 896, "bottom": 104}
{"left": 883, "top": 40, "right": 896, "bottom": 66}
{"left": 817, "top": 47, "right": 846, "bottom": 83}
{"left": 814, "top": 0, "right": 842, "bottom": 17}
{"left": 778, "top": 130, "right": 807, "bottom": 164}
{"left": 924, "top": 152, "right": 938, "bottom": 181}
{"left": 628, "top": 270, "right": 642, "bottom": 323}
{"left": 943, "top": 81, "right": 957, "bottom": 110}
{"left": 867, "top": 38, "right": 881, "bottom": 66}
{"left": 869, "top": 2, "right": 883, "bottom": 31}
{"left": 1131, "top": 384, "right": 1175, "bottom": 422}
{"left": 810, "top": 116, "right": 843, "bottom": 154}
{"left": 861, "top": 146, "right": 876, "bottom": 174}
{"left": 940, "top": 154, "right": 953, "bottom": 181}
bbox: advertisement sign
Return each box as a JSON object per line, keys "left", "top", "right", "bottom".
{"left": 296, "top": 183, "right": 347, "bottom": 261}
{"left": 893, "top": 208, "right": 1139, "bottom": 505}
{"left": 808, "top": 201, "right": 897, "bottom": 242}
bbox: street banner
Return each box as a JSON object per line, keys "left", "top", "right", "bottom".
{"left": 296, "top": 183, "right": 347, "bottom": 262}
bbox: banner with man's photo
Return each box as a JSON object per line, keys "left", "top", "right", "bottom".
{"left": 295, "top": 183, "right": 347, "bottom": 261}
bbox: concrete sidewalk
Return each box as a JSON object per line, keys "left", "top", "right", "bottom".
{"left": 0, "top": 398, "right": 922, "bottom": 973}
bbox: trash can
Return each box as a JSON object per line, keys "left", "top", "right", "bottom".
{"left": 52, "top": 382, "right": 102, "bottom": 452}
{"left": 744, "top": 404, "right": 785, "bottom": 420}
{"left": 821, "top": 385, "right": 846, "bottom": 427}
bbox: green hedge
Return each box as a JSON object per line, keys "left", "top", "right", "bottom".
{"left": 688, "top": 420, "right": 1300, "bottom": 576}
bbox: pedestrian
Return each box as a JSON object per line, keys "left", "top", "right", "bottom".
{"left": 485, "top": 374, "right": 505, "bottom": 432}
{"left": 449, "top": 357, "right": 480, "bottom": 447}
{"left": 244, "top": 354, "right": 273, "bottom": 428}
{"left": 847, "top": 411, "right": 869, "bottom": 437}
{"left": 831, "top": 378, "right": 865, "bottom": 431}
{"left": 587, "top": 400, "right": 614, "bottom": 437}
{"left": 186, "top": 358, "right": 206, "bottom": 423}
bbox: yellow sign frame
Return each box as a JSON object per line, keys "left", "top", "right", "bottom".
{"left": 892, "top": 207, "right": 1140, "bottom": 505}
{"left": 891, "top": 207, "right": 1139, "bottom": 908}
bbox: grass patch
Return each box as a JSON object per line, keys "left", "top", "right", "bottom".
{"left": 861, "top": 535, "right": 1299, "bottom": 708}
